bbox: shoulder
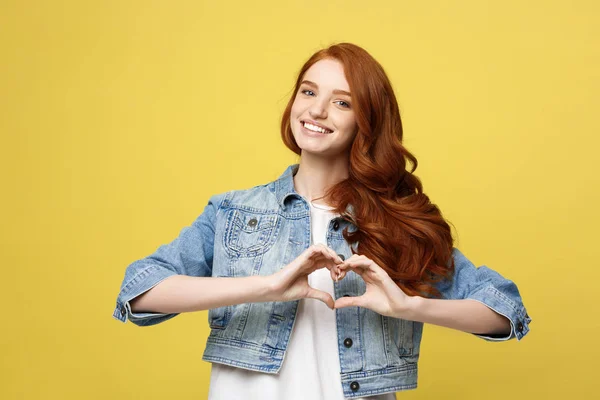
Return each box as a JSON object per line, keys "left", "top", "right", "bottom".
{"left": 451, "top": 247, "right": 471, "bottom": 265}
{"left": 209, "top": 176, "right": 281, "bottom": 213}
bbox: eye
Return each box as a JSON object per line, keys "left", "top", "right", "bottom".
{"left": 335, "top": 100, "right": 351, "bottom": 109}
{"left": 301, "top": 89, "right": 315, "bottom": 96}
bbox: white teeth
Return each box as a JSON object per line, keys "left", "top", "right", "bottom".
{"left": 303, "top": 122, "right": 331, "bottom": 134}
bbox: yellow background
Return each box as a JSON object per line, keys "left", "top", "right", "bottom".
{"left": 2, "top": 1, "right": 597, "bottom": 398}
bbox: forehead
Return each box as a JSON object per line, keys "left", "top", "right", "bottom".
{"left": 302, "top": 59, "right": 350, "bottom": 91}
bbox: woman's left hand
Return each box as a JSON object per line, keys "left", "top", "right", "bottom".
{"left": 334, "top": 254, "right": 414, "bottom": 318}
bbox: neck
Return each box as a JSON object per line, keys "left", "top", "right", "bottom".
{"left": 293, "top": 152, "right": 349, "bottom": 206}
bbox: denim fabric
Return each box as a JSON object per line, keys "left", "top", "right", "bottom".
{"left": 113, "top": 164, "right": 531, "bottom": 398}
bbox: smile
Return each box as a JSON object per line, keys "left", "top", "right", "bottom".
{"left": 301, "top": 120, "right": 333, "bottom": 134}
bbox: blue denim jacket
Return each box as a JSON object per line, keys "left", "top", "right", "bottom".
{"left": 113, "top": 164, "right": 531, "bottom": 398}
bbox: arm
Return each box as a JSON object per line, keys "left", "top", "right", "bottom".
{"left": 335, "top": 248, "right": 531, "bottom": 341}
{"left": 129, "top": 243, "right": 345, "bottom": 314}
{"left": 112, "top": 192, "right": 228, "bottom": 326}
{"left": 405, "top": 247, "right": 532, "bottom": 341}
{"left": 404, "top": 297, "right": 512, "bottom": 337}
{"left": 128, "top": 274, "right": 273, "bottom": 314}
{"left": 113, "top": 191, "right": 341, "bottom": 326}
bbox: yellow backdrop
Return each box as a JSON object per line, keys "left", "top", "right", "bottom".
{"left": 2, "top": 0, "right": 597, "bottom": 399}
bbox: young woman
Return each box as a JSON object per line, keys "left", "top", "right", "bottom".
{"left": 113, "top": 43, "right": 531, "bottom": 399}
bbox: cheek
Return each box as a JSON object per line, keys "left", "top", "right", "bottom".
{"left": 338, "top": 115, "right": 358, "bottom": 135}
{"left": 289, "top": 102, "right": 302, "bottom": 135}
{"left": 290, "top": 97, "right": 303, "bottom": 117}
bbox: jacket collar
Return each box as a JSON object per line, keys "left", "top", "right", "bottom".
{"left": 274, "top": 164, "right": 302, "bottom": 209}
{"left": 274, "top": 164, "right": 356, "bottom": 222}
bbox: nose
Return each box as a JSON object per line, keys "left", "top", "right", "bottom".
{"left": 308, "top": 99, "right": 328, "bottom": 119}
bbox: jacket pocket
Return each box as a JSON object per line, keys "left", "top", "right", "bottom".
{"left": 208, "top": 305, "right": 231, "bottom": 329}
{"left": 223, "top": 208, "right": 280, "bottom": 258}
{"left": 382, "top": 316, "right": 415, "bottom": 364}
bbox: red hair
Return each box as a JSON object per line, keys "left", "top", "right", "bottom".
{"left": 280, "top": 43, "right": 455, "bottom": 298}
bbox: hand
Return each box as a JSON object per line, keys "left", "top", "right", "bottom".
{"left": 267, "top": 244, "right": 344, "bottom": 309}
{"left": 334, "top": 254, "right": 413, "bottom": 318}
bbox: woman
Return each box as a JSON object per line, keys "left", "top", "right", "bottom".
{"left": 113, "top": 43, "right": 531, "bottom": 399}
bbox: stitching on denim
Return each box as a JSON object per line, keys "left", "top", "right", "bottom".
{"left": 341, "top": 363, "right": 418, "bottom": 379}
{"left": 343, "top": 383, "right": 418, "bottom": 398}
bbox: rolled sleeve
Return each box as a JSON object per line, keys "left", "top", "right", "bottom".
{"left": 112, "top": 192, "right": 227, "bottom": 327}
{"left": 436, "top": 248, "right": 532, "bottom": 341}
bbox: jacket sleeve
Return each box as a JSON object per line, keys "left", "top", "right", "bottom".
{"left": 112, "top": 192, "right": 227, "bottom": 327}
{"left": 434, "top": 247, "right": 532, "bottom": 341}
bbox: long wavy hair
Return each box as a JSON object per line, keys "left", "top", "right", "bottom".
{"left": 280, "top": 43, "right": 455, "bottom": 298}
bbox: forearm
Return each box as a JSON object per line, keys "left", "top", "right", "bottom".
{"left": 403, "top": 297, "right": 512, "bottom": 336}
{"left": 129, "top": 274, "right": 273, "bottom": 314}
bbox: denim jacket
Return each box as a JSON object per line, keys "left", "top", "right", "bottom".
{"left": 113, "top": 164, "right": 531, "bottom": 398}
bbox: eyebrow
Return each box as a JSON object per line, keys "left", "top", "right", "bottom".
{"left": 301, "top": 80, "right": 351, "bottom": 97}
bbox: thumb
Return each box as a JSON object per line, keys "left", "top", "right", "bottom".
{"left": 305, "top": 288, "right": 335, "bottom": 310}
{"left": 334, "top": 296, "right": 364, "bottom": 309}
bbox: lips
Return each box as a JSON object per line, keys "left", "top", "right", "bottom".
{"left": 300, "top": 119, "right": 334, "bottom": 134}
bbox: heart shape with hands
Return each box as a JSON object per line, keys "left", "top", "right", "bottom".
{"left": 269, "top": 243, "right": 412, "bottom": 318}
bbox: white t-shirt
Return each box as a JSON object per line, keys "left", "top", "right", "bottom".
{"left": 208, "top": 201, "right": 396, "bottom": 400}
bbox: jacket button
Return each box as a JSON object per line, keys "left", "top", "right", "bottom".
{"left": 333, "top": 220, "right": 340, "bottom": 231}
{"left": 350, "top": 381, "right": 360, "bottom": 391}
{"left": 517, "top": 322, "right": 524, "bottom": 333}
{"left": 120, "top": 305, "right": 126, "bottom": 316}
{"left": 248, "top": 218, "right": 257, "bottom": 227}
{"left": 337, "top": 253, "right": 345, "bottom": 261}
{"left": 344, "top": 338, "right": 353, "bottom": 348}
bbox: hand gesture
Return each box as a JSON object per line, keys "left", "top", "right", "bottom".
{"left": 268, "top": 244, "right": 344, "bottom": 309}
{"left": 334, "top": 254, "right": 412, "bottom": 317}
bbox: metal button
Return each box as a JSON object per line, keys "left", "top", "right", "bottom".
{"left": 337, "top": 253, "right": 345, "bottom": 261}
{"left": 120, "top": 305, "right": 126, "bottom": 316}
{"left": 333, "top": 220, "right": 340, "bottom": 231}
{"left": 350, "top": 381, "right": 360, "bottom": 391}
{"left": 517, "top": 322, "right": 524, "bottom": 332}
{"left": 344, "top": 338, "right": 353, "bottom": 348}
{"left": 248, "top": 218, "right": 257, "bottom": 227}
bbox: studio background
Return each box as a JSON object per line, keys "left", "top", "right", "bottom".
{"left": 2, "top": 1, "right": 597, "bottom": 399}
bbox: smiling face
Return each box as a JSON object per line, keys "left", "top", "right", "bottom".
{"left": 290, "top": 58, "right": 359, "bottom": 158}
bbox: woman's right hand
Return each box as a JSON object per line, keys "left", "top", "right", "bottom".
{"left": 266, "top": 244, "right": 344, "bottom": 309}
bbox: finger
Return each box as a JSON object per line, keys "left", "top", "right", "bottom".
{"left": 339, "top": 256, "right": 375, "bottom": 270}
{"left": 338, "top": 259, "right": 369, "bottom": 274}
{"left": 322, "top": 245, "right": 344, "bottom": 264}
{"left": 346, "top": 253, "right": 361, "bottom": 261}
{"left": 305, "top": 288, "right": 335, "bottom": 309}
{"left": 302, "top": 246, "right": 333, "bottom": 270}
{"left": 316, "top": 244, "right": 342, "bottom": 265}
{"left": 311, "top": 256, "right": 339, "bottom": 274}
{"left": 305, "top": 245, "right": 324, "bottom": 261}
{"left": 336, "top": 266, "right": 364, "bottom": 281}
{"left": 305, "top": 247, "right": 335, "bottom": 268}
{"left": 340, "top": 258, "right": 390, "bottom": 284}
{"left": 337, "top": 262, "right": 372, "bottom": 282}
{"left": 330, "top": 267, "right": 339, "bottom": 283}
{"left": 311, "top": 245, "right": 342, "bottom": 272}
{"left": 334, "top": 295, "right": 364, "bottom": 309}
